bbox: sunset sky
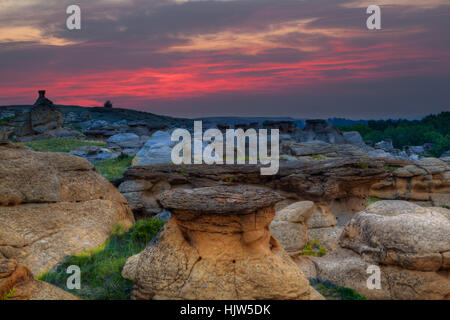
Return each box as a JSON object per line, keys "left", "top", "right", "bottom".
{"left": 0, "top": 0, "right": 449, "bottom": 118}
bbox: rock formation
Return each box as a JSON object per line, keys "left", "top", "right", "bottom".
{"left": 8, "top": 91, "right": 64, "bottom": 138}
{"left": 122, "top": 185, "right": 323, "bottom": 300}
{"left": 270, "top": 201, "right": 314, "bottom": 253}
{"left": 294, "top": 119, "right": 347, "bottom": 144}
{"left": 298, "top": 201, "right": 450, "bottom": 299}
{"left": 0, "top": 143, "right": 135, "bottom": 274}
{"left": 121, "top": 157, "right": 390, "bottom": 223}
{"left": 106, "top": 133, "right": 149, "bottom": 156}
{"left": 0, "top": 259, "right": 77, "bottom": 300}
{"left": 370, "top": 157, "right": 450, "bottom": 207}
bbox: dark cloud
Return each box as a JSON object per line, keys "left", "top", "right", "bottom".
{"left": 0, "top": 0, "right": 449, "bottom": 118}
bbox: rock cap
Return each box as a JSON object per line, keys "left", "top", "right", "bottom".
{"left": 160, "top": 185, "right": 284, "bottom": 215}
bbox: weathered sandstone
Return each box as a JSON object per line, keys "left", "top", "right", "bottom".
{"left": 0, "top": 259, "right": 77, "bottom": 300}
{"left": 122, "top": 186, "right": 323, "bottom": 300}
{"left": 0, "top": 143, "right": 135, "bottom": 274}
{"left": 121, "top": 157, "right": 390, "bottom": 223}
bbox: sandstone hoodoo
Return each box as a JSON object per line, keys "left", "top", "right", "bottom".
{"left": 122, "top": 185, "right": 323, "bottom": 300}
{"left": 0, "top": 143, "right": 135, "bottom": 275}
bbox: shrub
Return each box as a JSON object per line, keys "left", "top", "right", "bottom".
{"left": 301, "top": 239, "right": 327, "bottom": 257}
{"left": 94, "top": 155, "right": 134, "bottom": 180}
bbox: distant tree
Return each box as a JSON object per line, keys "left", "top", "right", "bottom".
{"left": 104, "top": 100, "right": 113, "bottom": 108}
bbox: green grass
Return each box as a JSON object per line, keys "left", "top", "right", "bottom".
{"left": 366, "top": 196, "right": 381, "bottom": 207}
{"left": 94, "top": 154, "right": 134, "bottom": 180}
{"left": 301, "top": 239, "right": 327, "bottom": 257}
{"left": 18, "top": 138, "right": 106, "bottom": 153}
{"left": 38, "top": 218, "right": 165, "bottom": 300}
{"left": 309, "top": 279, "right": 366, "bottom": 300}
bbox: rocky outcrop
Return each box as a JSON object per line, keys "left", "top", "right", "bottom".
{"left": 281, "top": 140, "right": 368, "bottom": 158}
{"left": 0, "top": 143, "right": 135, "bottom": 274}
{"left": 0, "top": 259, "right": 77, "bottom": 300}
{"left": 29, "top": 91, "right": 63, "bottom": 134}
{"left": 270, "top": 201, "right": 314, "bottom": 253}
{"left": 106, "top": 133, "right": 149, "bottom": 156}
{"left": 122, "top": 158, "right": 390, "bottom": 223}
{"left": 132, "top": 130, "right": 175, "bottom": 166}
{"left": 293, "top": 119, "right": 347, "bottom": 144}
{"left": 340, "top": 201, "right": 450, "bottom": 272}
{"left": 370, "top": 157, "right": 450, "bottom": 207}
{"left": 299, "top": 201, "right": 450, "bottom": 299}
{"left": 122, "top": 186, "right": 323, "bottom": 300}
{"left": 69, "top": 145, "right": 120, "bottom": 162}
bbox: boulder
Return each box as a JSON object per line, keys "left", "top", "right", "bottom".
{"left": 340, "top": 201, "right": 450, "bottom": 272}
{"left": 122, "top": 186, "right": 323, "bottom": 300}
{"left": 270, "top": 201, "right": 314, "bottom": 253}
{"left": 305, "top": 247, "right": 450, "bottom": 300}
{"left": 294, "top": 200, "right": 450, "bottom": 299}
{"left": 0, "top": 259, "right": 77, "bottom": 300}
{"left": 69, "top": 145, "right": 120, "bottom": 162}
{"left": 307, "top": 204, "right": 337, "bottom": 229}
{"left": 132, "top": 130, "right": 174, "bottom": 166}
{"left": 0, "top": 143, "right": 135, "bottom": 274}
{"left": 106, "top": 133, "right": 148, "bottom": 156}
{"left": 343, "top": 131, "right": 366, "bottom": 148}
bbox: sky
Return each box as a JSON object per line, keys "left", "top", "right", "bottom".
{"left": 0, "top": 0, "right": 449, "bottom": 119}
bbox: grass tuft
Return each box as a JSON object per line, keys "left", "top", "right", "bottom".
{"left": 301, "top": 239, "right": 327, "bottom": 257}
{"left": 38, "top": 218, "right": 165, "bottom": 300}
{"left": 94, "top": 154, "right": 134, "bottom": 180}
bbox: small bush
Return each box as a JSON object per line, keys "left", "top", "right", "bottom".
{"left": 39, "top": 218, "right": 165, "bottom": 300}
{"left": 301, "top": 239, "right": 327, "bottom": 257}
{"left": 19, "top": 138, "right": 106, "bottom": 153}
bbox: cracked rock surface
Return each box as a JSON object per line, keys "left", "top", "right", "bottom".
{"left": 296, "top": 200, "right": 450, "bottom": 299}
{"left": 122, "top": 185, "right": 323, "bottom": 300}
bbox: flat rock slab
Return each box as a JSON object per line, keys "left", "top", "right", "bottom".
{"left": 160, "top": 185, "right": 284, "bottom": 215}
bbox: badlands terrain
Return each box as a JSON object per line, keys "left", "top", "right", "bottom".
{"left": 0, "top": 92, "right": 448, "bottom": 300}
